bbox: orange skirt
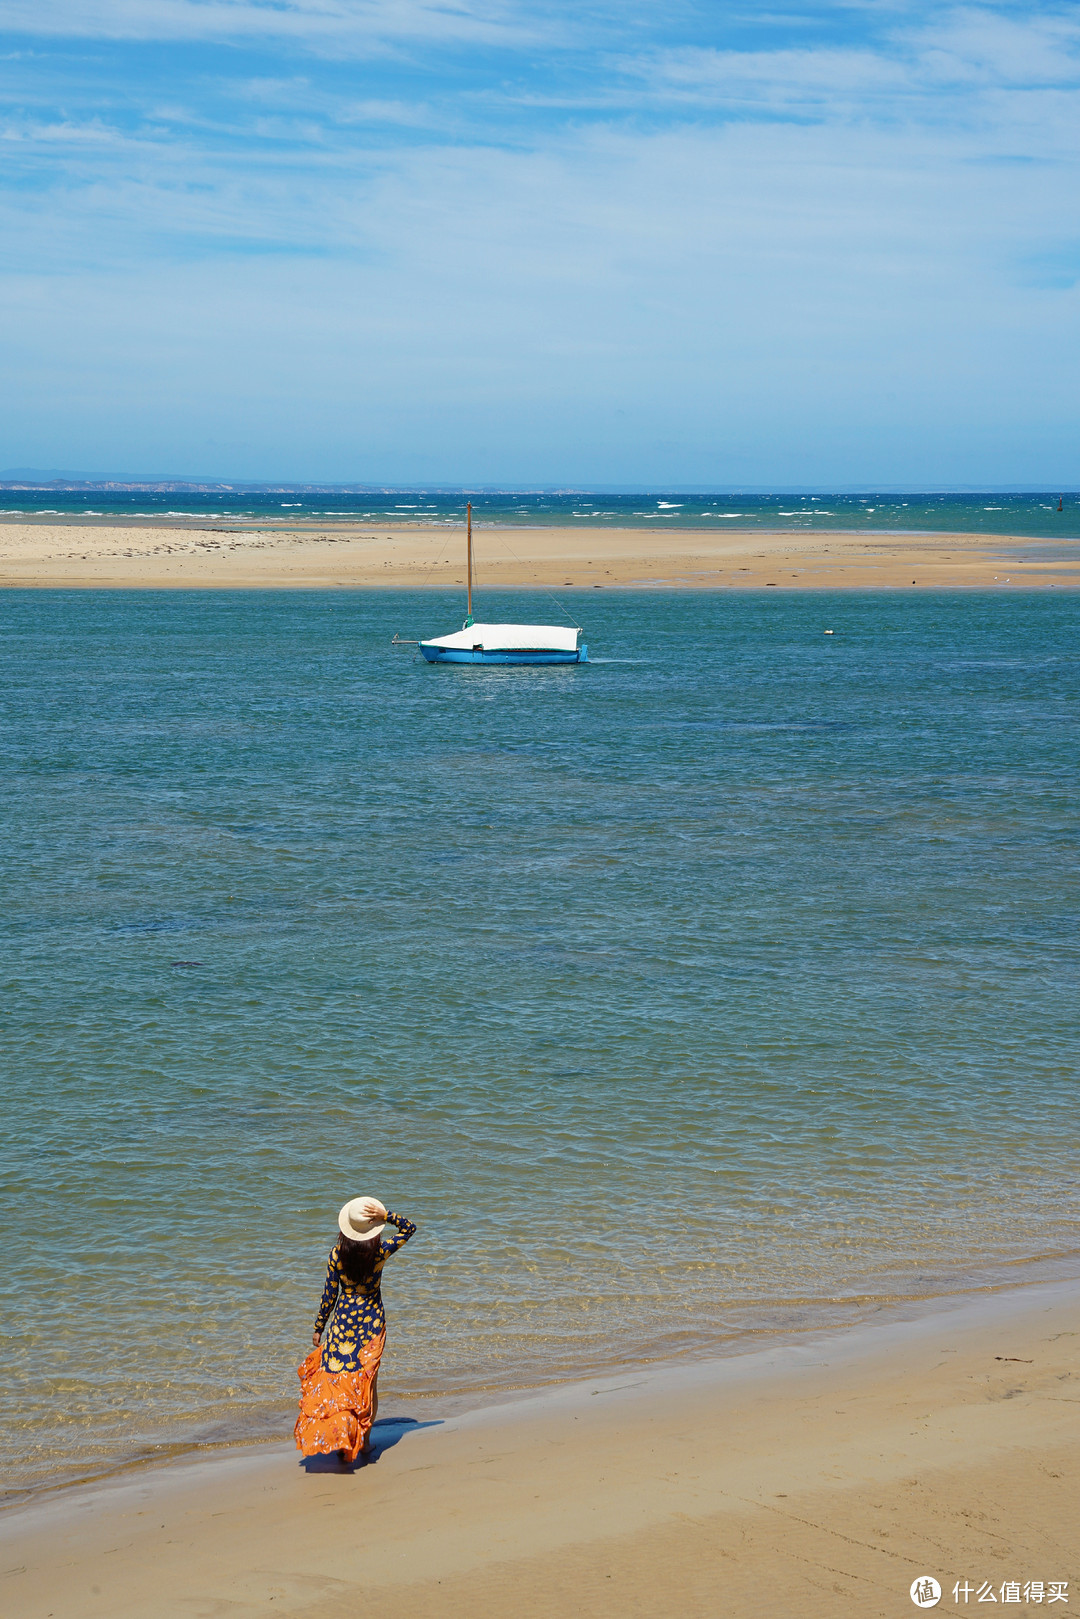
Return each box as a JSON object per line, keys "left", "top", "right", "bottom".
{"left": 294, "top": 1331, "right": 385, "bottom": 1464}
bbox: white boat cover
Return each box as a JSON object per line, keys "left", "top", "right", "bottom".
{"left": 421, "top": 622, "right": 580, "bottom": 652}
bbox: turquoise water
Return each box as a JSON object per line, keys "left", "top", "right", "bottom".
{"left": 2, "top": 488, "right": 1079, "bottom": 538}
{"left": 3, "top": 588, "right": 1078, "bottom": 1499}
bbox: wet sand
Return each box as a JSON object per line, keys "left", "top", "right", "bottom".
{"left": 0, "top": 518, "right": 1076, "bottom": 588}
{"left": 3, "top": 1281, "right": 1078, "bottom": 1619}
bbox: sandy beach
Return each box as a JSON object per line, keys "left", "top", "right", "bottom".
{"left": 0, "top": 518, "right": 1076, "bottom": 588}
{"left": 3, "top": 1281, "right": 1078, "bottom": 1619}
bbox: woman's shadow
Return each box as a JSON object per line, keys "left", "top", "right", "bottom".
{"left": 300, "top": 1416, "right": 441, "bottom": 1473}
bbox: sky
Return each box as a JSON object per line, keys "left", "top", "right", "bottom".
{"left": 1, "top": 1, "right": 1078, "bottom": 487}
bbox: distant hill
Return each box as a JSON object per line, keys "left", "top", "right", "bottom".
{"left": 0, "top": 468, "right": 99, "bottom": 482}
{"left": 0, "top": 473, "right": 373, "bottom": 491}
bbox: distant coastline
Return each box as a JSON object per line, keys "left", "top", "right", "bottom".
{"left": 5, "top": 478, "right": 1079, "bottom": 493}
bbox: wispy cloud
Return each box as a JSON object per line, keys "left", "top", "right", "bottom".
{"left": 615, "top": 45, "right": 908, "bottom": 109}
{"left": 910, "top": 7, "right": 1080, "bottom": 87}
{"left": 612, "top": 8, "right": 1080, "bottom": 120}
{"left": 0, "top": 117, "right": 125, "bottom": 144}
{"left": 1, "top": 0, "right": 544, "bottom": 52}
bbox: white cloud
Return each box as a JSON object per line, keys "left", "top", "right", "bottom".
{"left": 613, "top": 7, "right": 1080, "bottom": 120}
{"left": 0, "top": 117, "right": 124, "bottom": 144}
{"left": 910, "top": 7, "right": 1080, "bottom": 88}
{"left": 617, "top": 45, "right": 909, "bottom": 108}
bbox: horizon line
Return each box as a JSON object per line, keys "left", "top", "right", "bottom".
{"left": 1, "top": 478, "right": 1077, "bottom": 497}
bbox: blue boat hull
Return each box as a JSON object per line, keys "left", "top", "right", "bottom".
{"left": 420, "top": 645, "right": 588, "bottom": 665}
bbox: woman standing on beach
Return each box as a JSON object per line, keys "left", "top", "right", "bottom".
{"left": 295, "top": 1197, "right": 416, "bottom": 1466}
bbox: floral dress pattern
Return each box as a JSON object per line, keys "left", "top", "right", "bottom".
{"left": 294, "top": 1210, "right": 416, "bottom": 1463}
{"left": 314, "top": 1211, "right": 417, "bottom": 1372}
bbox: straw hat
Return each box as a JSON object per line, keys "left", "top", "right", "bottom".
{"left": 338, "top": 1197, "right": 386, "bottom": 1243}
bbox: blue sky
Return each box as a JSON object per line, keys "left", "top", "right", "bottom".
{"left": 1, "top": 1, "right": 1078, "bottom": 485}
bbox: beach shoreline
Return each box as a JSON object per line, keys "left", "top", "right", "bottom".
{"left": 5, "top": 1275, "right": 1079, "bottom": 1617}
{"left": 10, "top": 1248, "right": 1080, "bottom": 1514}
{"left": 0, "top": 519, "right": 1077, "bottom": 588}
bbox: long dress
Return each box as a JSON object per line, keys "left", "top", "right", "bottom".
{"left": 294, "top": 1210, "right": 416, "bottom": 1463}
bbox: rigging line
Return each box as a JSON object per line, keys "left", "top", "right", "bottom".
{"left": 414, "top": 526, "right": 453, "bottom": 593}
{"left": 489, "top": 529, "right": 581, "bottom": 627}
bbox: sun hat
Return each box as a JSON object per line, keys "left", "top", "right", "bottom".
{"left": 338, "top": 1197, "right": 386, "bottom": 1243}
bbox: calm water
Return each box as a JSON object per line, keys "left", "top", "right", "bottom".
{"left": 2, "top": 589, "right": 1078, "bottom": 1499}
{"left": 2, "top": 488, "right": 1079, "bottom": 538}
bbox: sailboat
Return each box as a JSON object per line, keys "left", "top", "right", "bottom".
{"left": 418, "top": 503, "right": 588, "bottom": 665}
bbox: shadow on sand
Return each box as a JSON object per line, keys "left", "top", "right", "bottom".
{"left": 300, "top": 1416, "right": 442, "bottom": 1474}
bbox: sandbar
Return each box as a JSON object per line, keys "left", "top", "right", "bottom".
{"left": 0, "top": 518, "right": 1076, "bottom": 588}
{"left": 3, "top": 1279, "right": 1078, "bottom": 1618}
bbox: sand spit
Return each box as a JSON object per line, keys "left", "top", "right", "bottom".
{"left": 0, "top": 519, "right": 1076, "bottom": 588}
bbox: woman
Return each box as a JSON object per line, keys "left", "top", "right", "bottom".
{"left": 294, "top": 1196, "right": 416, "bottom": 1466}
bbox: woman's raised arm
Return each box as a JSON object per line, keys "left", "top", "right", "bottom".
{"left": 380, "top": 1210, "right": 416, "bottom": 1256}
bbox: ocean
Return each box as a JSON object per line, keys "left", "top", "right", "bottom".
{"left": 0, "top": 487, "right": 1078, "bottom": 539}
{"left": 2, "top": 586, "right": 1078, "bottom": 1501}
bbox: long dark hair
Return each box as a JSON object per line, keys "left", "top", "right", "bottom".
{"left": 337, "top": 1232, "right": 381, "bottom": 1286}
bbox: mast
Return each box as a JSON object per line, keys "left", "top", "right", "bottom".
{"left": 466, "top": 501, "right": 473, "bottom": 622}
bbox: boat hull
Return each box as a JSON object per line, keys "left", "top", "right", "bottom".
{"left": 419, "top": 645, "right": 588, "bottom": 665}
